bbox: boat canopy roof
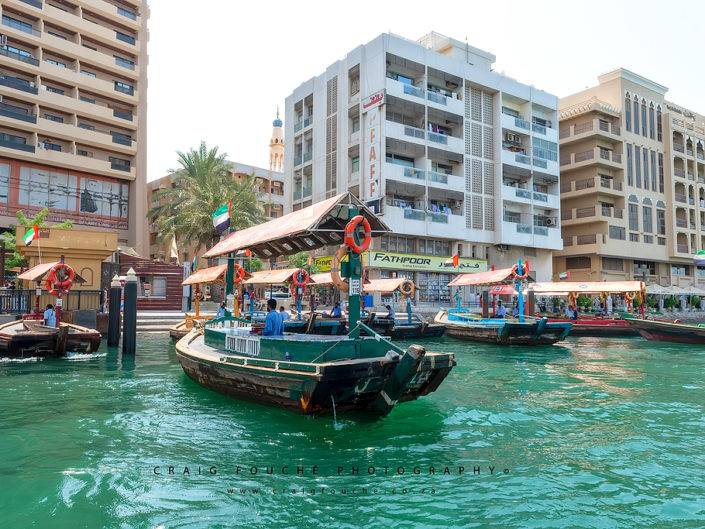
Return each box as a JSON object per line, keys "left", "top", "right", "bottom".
{"left": 181, "top": 265, "right": 229, "bottom": 286}
{"left": 488, "top": 284, "right": 519, "bottom": 295}
{"left": 310, "top": 273, "right": 334, "bottom": 286}
{"left": 528, "top": 281, "right": 644, "bottom": 295}
{"left": 363, "top": 278, "right": 416, "bottom": 293}
{"left": 203, "top": 192, "right": 389, "bottom": 259}
{"left": 243, "top": 268, "right": 300, "bottom": 285}
{"left": 449, "top": 267, "right": 517, "bottom": 287}
{"left": 17, "top": 261, "right": 87, "bottom": 283}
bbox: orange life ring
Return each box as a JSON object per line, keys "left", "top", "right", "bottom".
{"left": 512, "top": 263, "right": 529, "bottom": 280}
{"left": 290, "top": 282, "right": 307, "bottom": 298}
{"left": 194, "top": 289, "right": 203, "bottom": 301}
{"left": 330, "top": 245, "right": 365, "bottom": 292}
{"left": 46, "top": 263, "right": 75, "bottom": 295}
{"left": 399, "top": 279, "right": 415, "bottom": 297}
{"left": 599, "top": 292, "right": 608, "bottom": 302}
{"left": 293, "top": 269, "right": 309, "bottom": 287}
{"left": 625, "top": 291, "right": 636, "bottom": 301}
{"left": 344, "top": 215, "right": 372, "bottom": 254}
{"left": 568, "top": 292, "right": 577, "bottom": 307}
{"left": 233, "top": 264, "right": 245, "bottom": 285}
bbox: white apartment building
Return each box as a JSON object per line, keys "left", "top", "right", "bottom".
{"left": 285, "top": 32, "right": 561, "bottom": 303}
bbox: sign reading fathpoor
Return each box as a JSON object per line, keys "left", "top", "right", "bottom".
{"left": 314, "top": 252, "right": 486, "bottom": 273}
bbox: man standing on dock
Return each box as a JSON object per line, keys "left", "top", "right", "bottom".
{"left": 263, "top": 298, "right": 284, "bottom": 336}
{"left": 43, "top": 304, "right": 56, "bottom": 327}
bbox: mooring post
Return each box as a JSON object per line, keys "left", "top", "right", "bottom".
{"left": 55, "top": 254, "right": 65, "bottom": 327}
{"left": 122, "top": 267, "right": 137, "bottom": 355}
{"left": 108, "top": 274, "right": 121, "bottom": 347}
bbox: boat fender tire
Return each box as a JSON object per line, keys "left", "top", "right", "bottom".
{"left": 344, "top": 215, "right": 372, "bottom": 254}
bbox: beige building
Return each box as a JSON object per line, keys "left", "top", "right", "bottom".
{"left": 147, "top": 114, "right": 287, "bottom": 262}
{"left": 0, "top": 0, "right": 148, "bottom": 254}
{"left": 556, "top": 68, "right": 705, "bottom": 288}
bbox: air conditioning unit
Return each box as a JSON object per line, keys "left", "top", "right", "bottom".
{"left": 37, "top": 142, "right": 45, "bottom": 149}
{"left": 0, "top": 35, "right": 7, "bottom": 47}
{"left": 496, "top": 244, "right": 510, "bottom": 251}
{"left": 545, "top": 218, "right": 554, "bottom": 226}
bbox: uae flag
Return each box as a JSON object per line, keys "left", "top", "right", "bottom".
{"left": 559, "top": 271, "right": 570, "bottom": 280}
{"left": 22, "top": 224, "right": 39, "bottom": 246}
{"left": 212, "top": 200, "right": 231, "bottom": 233}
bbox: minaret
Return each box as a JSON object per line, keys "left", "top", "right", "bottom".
{"left": 269, "top": 108, "right": 284, "bottom": 172}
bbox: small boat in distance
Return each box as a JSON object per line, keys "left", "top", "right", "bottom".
{"left": 623, "top": 315, "right": 705, "bottom": 344}
{"left": 0, "top": 320, "right": 101, "bottom": 357}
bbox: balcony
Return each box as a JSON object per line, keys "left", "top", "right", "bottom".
{"left": 0, "top": 74, "right": 38, "bottom": 94}
{"left": 294, "top": 155, "right": 302, "bottom": 166}
{"left": 533, "top": 191, "right": 548, "bottom": 203}
{"left": 561, "top": 147, "right": 621, "bottom": 169}
{"left": 303, "top": 152, "right": 312, "bottom": 163}
{"left": 113, "top": 109, "right": 133, "bottom": 121}
{"left": 0, "top": 102, "right": 36, "bottom": 123}
{"left": 293, "top": 188, "right": 302, "bottom": 201}
{"left": 0, "top": 47, "right": 40, "bottom": 66}
{"left": 534, "top": 226, "right": 548, "bottom": 236}
{"left": 517, "top": 223, "right": 532, "bottom": 234}
{"left": 515, "top": 153, "right": 531, "bottom": 165}
{"left": 19, "top": 0, "right": 43, "bottom": 7}
{"left": 677, "top": 243, "right": 688, "bottom": 253}
{"left": 560, "top": 118, "right": 621, "bottom": 145}
{"left": 674, "top": 168, "right": 685, "bottom": 178}
{"left": 673, "top": 143, "right": 685, "bottom": 153}
{"left": 110, "top": 162, "right": 131, "bottom": 172}
{"left": 676, "top": 219, "right": 687, "bottom": 228}
{"left": 0, "top": 133, "right": 34, "bottom": 152}
{"left": 427, "top": 171, "right": 447, "bottom": 184}
{"left": 428, "top": 212, "right": 448, "bottom": 223}
{"left": 675, "top": 193, "right": 687, "bottom": 204}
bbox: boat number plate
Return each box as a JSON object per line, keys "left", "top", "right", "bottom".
{"left": 55, "top": 298, "right": 63, "bottom": 308}
{"left": 349, "top": 278, "right": 361, "bottom": 296}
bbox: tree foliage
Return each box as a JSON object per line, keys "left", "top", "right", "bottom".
{"left": 287, "top": 252, "right": 321, "bottom": 275}
{"left": 1, "top": 209, "right": 73, "bottom": 271}
{"left": 148, "top": 142, "right": 265, "bottom": 254}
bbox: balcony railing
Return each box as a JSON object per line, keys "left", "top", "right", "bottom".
{"left": 515, "top": 188, "right": 531, "bottom": 199}
{"left": 294, "top": 156, "right": 302, "bottom": 166}
{"left": 575, "top": 178, "right": 595, "bottom": 190}
{"left": 294, "top": 121, "right": 303, "bottom": 132}
{"left": 0, "top": 47, "right": 39, "bottom": 66}
{"left": 302, "top": 187, "right": 312, "bottom": 198}
{"left": 533, "top": 192, "right": 548, "bottom": 202}
{"left": 532, "top": 123, "right": 546, "bottom": 135}
{"left": 304, "top": 116, "right": 313, "bottom": 128}
{"left": 403, "top": 207, "right": 426, "bottom": 221}
{"left": 0, "top": 102, "right": 36, "bottom": 123}
{"left": 673, "top": 143, "right": 685, "bottom": 153}
{"left": 577, "top": 234, "right": 597, "bottom": 245}
{"left": 113, "top": 109, "right": 133, "bottom": 121}
{"left": 427, "top": 91, "right": 447, "bottom": 105}
{"left": 534, "top": 226, "right": 548, "bottom": 236}
{"left": 674, "top": 168, "right": 685, "bottom": 177}
{"left": 110, "top": 162, "right": 131, "bottom": 172}
{"left": 563, "top": 237, "right": 573, "bottom": 246}
{"left": 533, "top": 158, "right": 547, "bottom": 169}
{"left": 574, "top": 150, "right": 594, "bottom": 163}
{"left": 675, "top": 193, "right": 687, "bottom": 203}
{"left": 517, "top": 223, "right": 532, "bottom": 234}
{"left": 428, "top": 171, "right": 448, "bottom": 184}
{"left": 293, "top": 188, "right": 302, "bottom": 201}
{"left": 403, "top": 84, "right": 424, "bottom": 99}
{"left": 404, "top": 126, "right": 425, "bottom": 140}
{"left": 19, "top": 0, "right": 43, "bottom": 7}
{"left": 676, "top": 219, "right": 687, "bottom": 228}
{"left": 504, "top": 213, "right": 521, "bottom": 223}
{"left": 116, "top": 32, "right": 136, "bottom": 45}
{"left": 403, "top": 167, "right": 425, "bottom": 180}
{"left": 0, "top": 74, "right": 38, "bottom": 94}
{"left": 576, "top": 207, "right": 595, "bottom": 218}
{"left": 515, "top": 153, "right": 531, "bottom": 165}
{"left": 515, "top": 118, "right": 530, "bottom": 130}
{"left": 0, "top": 133, "right": 34, "bottom": 152}
{"left": 574, "top": 121, "right": 593, "bottom": 135}
{"left": 2, "top": 17, "right": 41, "bottom": 37}
{"left": 428, "top": 212, "right": 448, "bottom": 223}
{"left": 677, "top": 244, "right": 688, "bottom": 253}
{"left": 428, "top": 132, "right": 448, "bottom": 145}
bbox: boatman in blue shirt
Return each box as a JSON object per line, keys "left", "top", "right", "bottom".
{"left": 262, "top": 298, "right": 283, "bottom": 336}
{"left": 328, "top": 302, "right": 342, "bottom": 318}
{"left": 494, "top": 300, "right": 506, "bottom": 318}
{"left": 43, "top": 304, "right": 56, "bottom": 327}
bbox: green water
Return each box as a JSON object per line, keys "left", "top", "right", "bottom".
{"left": 1, "top": 335, "right": 704, "bottom": 528}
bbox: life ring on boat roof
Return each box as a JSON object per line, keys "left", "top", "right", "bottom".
{"left": 46, "top": 263, "right": 75, "bottom": 295}
{"left": 344, "top": 215, "right": 372, "bottom": 254}
{"left": 568, "top": 292, "right": 577, "bottom": 307}
{"left": 599, "top": 291, "right": 608, "bottom": 302}
{"left": 330, "top": 245, "right": 365, "bottom": 293}
{"left": 194, "top": 288, "right": 203, "bottom": 301}
{"left": 232, "top": 264, "right": 246, "bottom": 285}
{"left": 399, "top": 279, "right": 415, "bottom": 297}
{"left": 512, "top": 262, "right": 529, "bottom": 280}
{"left": 624, "top": 291, "right": 636, "bottom": 302}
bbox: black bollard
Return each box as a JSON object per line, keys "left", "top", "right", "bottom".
{"left": 122, "top": 267, "right": 137, "bottom": 355}
{"left": 107, "top": 275, "right": 121, "bottom": 347}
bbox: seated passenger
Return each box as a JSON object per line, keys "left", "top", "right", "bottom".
{"left": 386, "top": 304, "right": 396, "bottom": 320}
{"left": 279, "top": 306, "right": 291, "bottom": 320}
{"left": 494, "top": 300, "right": 506, "bottom": 318}
{"left": 329, "top": 302, "right": 342, "bottom": 318}
{"left": 262, "top": 298, "right": 284, "bottom": 336}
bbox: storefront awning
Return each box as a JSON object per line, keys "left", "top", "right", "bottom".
{"left": 244, "top": 268, "right": 300, "bottom": 285}
{"left": 17, "top": 262, "right": 86, "bottom": 283}
{"left": 363, "top": 278, "right": 416, "bottom": 293}
{"left": 310, "top": 273, "right": 334, "bottom": 286}
{"left": 181, "top": 265, "right": 228, "bottom": 286}
{"left": 528, "top": 281, "right": 644, "bottom": 295}
{"left": 203, "top": 192, "right": 389, "bottom": 259}
{"left": 449, "top": 267, "right": 517, "bottom": 287}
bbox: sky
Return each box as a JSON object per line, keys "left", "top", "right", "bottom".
{"left": 146, "top": 0, "right": 705, "bottom": 181}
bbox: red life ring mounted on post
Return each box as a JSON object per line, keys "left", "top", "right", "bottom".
{"left": 46, "top": 263, "right": 75, "bottom": 296}
{"left": 291, "top": 269, "right": 309, "bottom": 298}
{"left": 399, "top": 279, "right": 415, "bottom": 297}
{"left": 194, "top": 288, "right": 204, "bottom": 301}
{"left": 512, "top": 262, "right": 530, "bottom": 280}
{"left": 344, "top": 215, "right": 372, "bottom": 254}
{"left": 232, "top": 264, "right": 246, "bottom": 285}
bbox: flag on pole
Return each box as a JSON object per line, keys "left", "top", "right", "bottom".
{"left": 192, "top": 250, "right": 198, "bottom": 272}
{"left": 245, "top": 248, "right": 251, "bottom": 257}
{"left": 212, "top": 203, "right": 231, "bottom": 233}
{"left": 452, "top": 254, "right": 459, "bottom": 267}
{"left": 559, "top": 271, "right": 570, "bottom": 280}
{"left": 22, "top": 224, "right": 39, "bottom": 246}
{"left": 306, "top": 254, "right": 313, "bottom": 266}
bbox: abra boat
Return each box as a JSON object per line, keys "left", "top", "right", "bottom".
{"left": 528, "top": 280, "right": 644, "bottom": 337}
{"left": 362, "top": 278, "right": 445, "bottom": 339}
{"left": 437, "top": 263, "right": 572, "bottom": 345}
{"left": 623, "top": 316, "right": 705, "bottom": 344}
{"left": 0, "top": 320, "right": 101, "bottom": 357}
{"left": 176, "top": 193, "right": 456, "bottom": 416}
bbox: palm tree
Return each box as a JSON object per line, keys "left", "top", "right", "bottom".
{"left": 148, "top": 142, "right": 265, "bottom": 253}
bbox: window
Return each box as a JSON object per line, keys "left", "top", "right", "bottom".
{"left": 2, "top": 15, "right": 34, "bottom": 35}
{"left": 4, "top": 45, "right": 33, "bottom": 59}
{"left": 626, "top": 144, "right": 633, "bottom": 186}
{"left": 625, "top": 96, "right": 631, "bottom": 132}
{"left": 656, "top": 107, "right": 662, "bottom": 141}
{"left": 48, "top": 31, "right": 67, "bottom": 40}
{"left": 609, "top": 225, "right": 626, "bottom": 240}
{"left": 634, "top": 146, "right": 641, "bottom": 188}
{"left": 628, "top": 204, "right": 639, "bottom": 231}
{"left": 650, "top": 150, "right": 657, "bottom": 191}
{"left": 385, "top": 153, "right": 414, "bottom": 167}
{"left": 43, "top": 114, "right": 64, "bottom": 123}
{"left": 351, "top": 116, "right": 360, "bottom": 133}
{"left": 658, "top": 153, "right": 664, "bottom": 193}
{"left": 633, "top": 100, "right": 639, "bottom": 133}
{"left": 643, "top": 206, "right": 652, "bottom": 233}
{"left": 641, "top": 101, "right": 647, "bottom": 136}
{"left": 116, "top": 31, "right": 136, "bottom": 45}
{"left": 643, "top": 148, "right": 648, "bottom": 190}
{"left": 77, "top": 149, "right": 93, "bottom": 157}
{"left": 78, "top": 123, "right": 95, "bottom": 130}
{"left": 351, "top": 156, "right": 359, "bottom": 173}
{"left": 656, "top": 209, "right": 666, "bottom": 235}
{"left": 658, "top": 237, "right": 666, "bottom": 245}
{"left": 82, "top": 44, "right": 97, "bottom": 51}
{"left": 114, "top": 81, "right": 134, "bottom": 95}
{"left": 42, "top": 142, "right": 61, "bottom": 152}
{"left": 114, "top": 56, "right": 135, "bottom": 70}
{"left": 80, "top": 96, "right": 95, "bottom": 104}
{"left": 649, "top": 104, "right": 655, "bottom": 139}
{"left": 602, "top": 257, "right": 622, "bottom": 271}
{"left": 46, "top": 58, "right": 66, "bottom": 68}
{"left": 567, "top": 256, "right": 591, "bottom": 269}
{"left": 634, "top": 260, "right": 655, "bottom": 274}
{"left": 644, "top": 235, "right": 653, "bottom": 244}
{"left": 44, "top": 86, "right": 64, "bottom": 95}
{"left": 629, "top": 233, "right": 639, "bottom": 242}
{"left": 671, "top": 265, "right": 689, "bottom": 276}
{"left": 117, "top": 6, "right": 137, "bottom": 20}
{"left": 81, "top": 70, "right": 96, "bottom": 78}
{"left": 533, "top": 138, "right": 558, "bottom": 161}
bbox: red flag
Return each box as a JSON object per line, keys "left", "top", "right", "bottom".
{"left": 228, "top": 198, "right": 232, "bottom": 217}
{"left": 452, "top": 254, "right": 459, "bottom": 267}
{"left": 306, "top": 254, "right": 313, "bottom": 266}
{"left": 245, "top": 248, "right": 251, "bottom": 257}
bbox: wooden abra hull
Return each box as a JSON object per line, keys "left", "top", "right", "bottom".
{"left": 0, "top": 321, "right": 101, "bottom": 357}
{"left": 435, "top": 310, "right": 571, "bottom": 345}
{"left": 175, "top": 331, "right": 455, "bottom": 416}
{"left": 391, "top": 322, "right": 446, "bottom": 339}
{"left": 625, "top": 318, "right": 705, "bottom": 344}
{"left": 546, "top": 318, "right": 638, "bottom": 337}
